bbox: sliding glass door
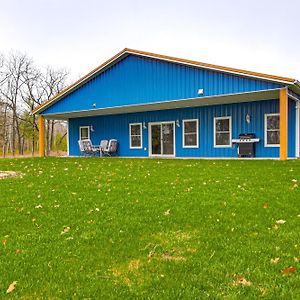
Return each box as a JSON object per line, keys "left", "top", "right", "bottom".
{"left": 149, "top": 122, "right": 175, "bottom": 156}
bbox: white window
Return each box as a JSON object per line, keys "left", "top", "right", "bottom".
{"left": 214, "top": 116, "right": 232, "bottom": 147}
{"left": 129, "top": 123, "right": 142, "bottom": 149}
{"left": 182, "top": 119, "right": 199, "bottom": 148}
{"left": 265, "top": 113, "right": 280, "bottom": 147}
{"left": 79, "top": 126, "right": 90, "bottom": 140}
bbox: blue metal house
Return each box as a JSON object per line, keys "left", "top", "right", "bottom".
{"left": 33, "top": 48, "right": 300, "bottom": 160}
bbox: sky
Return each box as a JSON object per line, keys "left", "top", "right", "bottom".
{"left": 0, "top": 0, "right": 300, "bottom": 81}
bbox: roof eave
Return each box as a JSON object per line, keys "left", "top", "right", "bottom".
{"left": 32, "top": 48, "right": 298, "bottom": 115}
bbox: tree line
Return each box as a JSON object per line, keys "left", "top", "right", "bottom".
{"left": 0, "top": 52, "right": 70, "bottom": 157}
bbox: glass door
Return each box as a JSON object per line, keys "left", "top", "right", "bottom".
{"left": 162, "top": 123, "right": 174, "bottom": 155}
{"left": 150, "top": 122, "right": 175, "bottom": 156}
{"left": 151, "top": 124, "right": 162, "bottom": 155}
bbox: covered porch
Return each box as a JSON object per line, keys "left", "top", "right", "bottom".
{"left": 37, "top": 87, "right": 299, "bottom": 160}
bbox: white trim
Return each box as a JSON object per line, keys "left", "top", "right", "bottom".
{"left": 148, "top": 121, "right": 176, "bottom": 157}
{"left": 66, "top": 120, "right": 69, "bottom": 156}
{"left": 79, "top": 126, "right": 90, "bottom": 140}
{"left": 214, "top": 116, "right": 232, "bottom": 148}
{"left": 264, "top": 113, "right": 280, "bottom": 147}
{"left": 129, "top": 123, "right": 143, "bottom": 149}
{"left": 296, "top": 101, "right": 300, "bottom": 157}
{"left": 182, "top": 119, "right": 199, "bottom": 148}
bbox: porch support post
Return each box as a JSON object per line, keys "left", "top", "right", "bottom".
{"left": 280, "top": 88, "right": 288, "bottom": 160}
{"left": 38, "top": 115, "right": 45, "bottom": 157}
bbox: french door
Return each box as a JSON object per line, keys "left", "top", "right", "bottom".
{"left": 149, "top": 122, "right": 175, "bottom": 157}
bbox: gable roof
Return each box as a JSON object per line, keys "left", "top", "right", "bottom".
{"left": 33, "top": 48, "right": 300, "bottom": 115}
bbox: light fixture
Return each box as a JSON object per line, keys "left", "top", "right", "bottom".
{"left": 198, "top": 88, "right": 204, "bottom": 95}
{"left": 143, "top": 122, "right": 147, "bottom": 129}
{"left": 245, "top": 113, "right": 251, "bottom": 124}
{"left": 90, "top": 125, "right": 95, "bottom": 132}
{"left": 176, "top": 120, "right": 180, "bottom": 127}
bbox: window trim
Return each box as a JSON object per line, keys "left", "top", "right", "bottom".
{"left": 214, "top": 116, "right": 232, "bottom": 148}
{"left": 182, "top": 119, "right": 199, "bottom": 148}
{"left": 129, "top": 123, "right": 143, "bottom": 149}
{"left": 264, "top": 113, "right": 280, "bottom": 147}
{"left": 79, "top": 126, "right": 90, "bottom": 140}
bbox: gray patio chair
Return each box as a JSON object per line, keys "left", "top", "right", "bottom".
{"left": 78, "top": 139, "right": 100, "bottom": 156}
{"left": 99, "top": 140, "right": 109, "bottom": 157}
{"left": 103, "top": 139, "right": 118, "bottom": 156}
{"left": 78, "top": 140, "right": 85, "bottom": 155}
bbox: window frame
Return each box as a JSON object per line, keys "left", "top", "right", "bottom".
{"left": 264, "top": 113, "right": 280, "bottom": 147}
{"left": 129, "top": 123, "right": 143, "bottom": 149}
{"left": 182, "top": 119, "right": 199, "bottom": 148}
{"left": 79, "top": 126, "right": 90, "bottom": 140}
{"left": 213, "top": 116, "right": 232, "bottom": 148}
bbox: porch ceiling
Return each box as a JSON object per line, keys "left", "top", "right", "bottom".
{"left": 42, "top": 88, "right": 281, "bottom": 120}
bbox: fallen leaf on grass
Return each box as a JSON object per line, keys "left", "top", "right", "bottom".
{"left": 260, "top": 287, "right": 268, "bottom": 295}
{"left": 161, "top": 253, "right": 186, "bottom": 261}
{"left": 6, "top": 281, "right": 17, "bottom": 293}
{"left": 294, "top": 257, "right": 299, "bottom": 263}
{"left": 282, "top": 267, "right": 296, "bottom": 275}
{"left": 271, "top": 257, "right": 280, "bottom": 264}
{"left": 2, "top": 239, "right": 7, "bottom": 246}
{"left": 276, "top": 220, "right": 286, "bottom": 225}
{"left": 263, "top": 203, "right": 269, "bottom": 209}
{"left": 164, "top": 209, "right": 171, "bottom": 216}
{"left": 61, "top": 226, "right": 70, "bottom": 234}
{"left": 233, "top": 275, "right": 252, "bottom": 287}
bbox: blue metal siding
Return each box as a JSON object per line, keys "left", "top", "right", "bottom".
{"left": 288, "top": 98, "right": 296, "bottom": 158}
{"left": 69, "top": 99, "right": 281, "bottom": 158}
{"left": 43, "top": 55, "right": 282, "bottom": 115}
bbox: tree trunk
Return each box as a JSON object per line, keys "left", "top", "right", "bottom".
{"left": 32, "top": 114, "right": 35, "bottom": 156}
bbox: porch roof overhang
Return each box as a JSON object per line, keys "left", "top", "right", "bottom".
{"left": 43, "top": 88, "right": 286, "bottom": 120}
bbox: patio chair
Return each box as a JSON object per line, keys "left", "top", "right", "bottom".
{"left": 99, "top": 139, "right": 109, "bottom": 157}
{"left": 102, "top": 139, "right": 118, "bottom": 156}
{"left": 78, "top": 139, "right": 100, "bottom": 156}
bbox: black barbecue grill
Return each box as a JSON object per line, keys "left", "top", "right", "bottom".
{"left": 232, "top": 134, "right": 260, "bottom": 158}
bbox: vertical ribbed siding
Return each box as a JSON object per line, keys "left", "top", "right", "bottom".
{"left": 43, "top": 55, "right": 283, "bottom": 115}
{"left": 68, "top": 99, "right": 281, "bottom": 158}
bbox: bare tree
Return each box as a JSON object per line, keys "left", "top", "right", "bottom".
{"left": 40, "top": 67, "right": 69, "bottom": 155}
{"left": 0, "top": 51, "right": 69, "bottom": 157}
{"left": 0, "top": 52, "right": 34, "bottom": 155}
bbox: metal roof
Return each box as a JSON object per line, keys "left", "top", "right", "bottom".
{"left": 33, "top": 48, "right": 299, "bottom": 115}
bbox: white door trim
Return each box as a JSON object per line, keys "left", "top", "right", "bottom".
{"left": 148, "top": 121, "right": 176, "bottom": 157}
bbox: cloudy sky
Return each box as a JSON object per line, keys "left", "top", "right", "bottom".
{"left": 1, "top": 0, "right": 300, "bottom": 81}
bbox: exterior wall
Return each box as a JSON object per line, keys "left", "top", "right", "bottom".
{"left": 68, "top": 99, "right": 286, "bottom": 158}
{"left": 43, "top": 55, "right": 282, "bottom": 115}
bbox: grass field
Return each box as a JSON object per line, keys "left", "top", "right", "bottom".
{"left": 0, "top": 157, "right": 300, "bottom": 299}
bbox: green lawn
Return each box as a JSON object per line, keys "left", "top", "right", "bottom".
{"left": 0, "top": 157, "right": 300, "bottom": 299}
